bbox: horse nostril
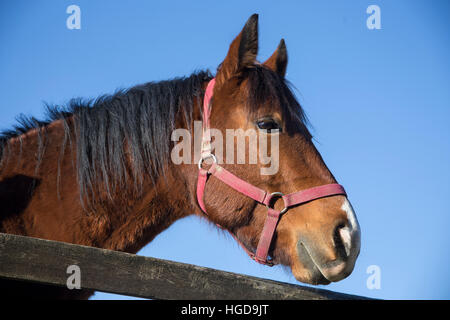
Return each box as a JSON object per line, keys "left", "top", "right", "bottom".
{"left": 333, "top": 223, "right": 352, "bottom": 259}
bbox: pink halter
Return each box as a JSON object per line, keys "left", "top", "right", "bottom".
{"left": 196, "top": 78, "right": 347, "bottom": 266}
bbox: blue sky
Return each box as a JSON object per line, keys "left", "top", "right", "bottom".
{"left": 1, "top": 1, "right": 449, "bottom": 299}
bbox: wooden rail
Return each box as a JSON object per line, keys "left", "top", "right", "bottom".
{"left": 0, "top": 232, "right": 368, "bottom": 300}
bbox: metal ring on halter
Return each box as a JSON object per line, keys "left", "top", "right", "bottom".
{"left": 267, "top": 192, "right": 288, "bottom": 214}
{"left": 198, "top": 154, "right": 217, "bottom": 170}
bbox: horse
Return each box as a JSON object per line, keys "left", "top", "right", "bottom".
{"left": 0, "top": 14, "right": 360, "bottom": 299}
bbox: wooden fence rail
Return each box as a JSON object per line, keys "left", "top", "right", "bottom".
{"left": 0, "top": 232, "right": 368, "bottom": 300}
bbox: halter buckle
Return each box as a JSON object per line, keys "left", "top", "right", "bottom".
{"left": 267, "top": 192, "right": 288, "bottom": 214}
{"left": 198, "top": 154, "right": 217, "bottom": 170}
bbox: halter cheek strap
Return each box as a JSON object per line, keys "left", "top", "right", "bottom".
{"left": 196, "top": 78, "right": 347, "bottom": 266}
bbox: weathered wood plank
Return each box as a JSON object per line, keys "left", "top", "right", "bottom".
{"left": 0, "top": 233, "right": 367, "bottom": 299}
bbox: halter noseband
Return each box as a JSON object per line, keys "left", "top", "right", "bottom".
{"left": 196, "top": 78, "right": 347, "bottom": 266}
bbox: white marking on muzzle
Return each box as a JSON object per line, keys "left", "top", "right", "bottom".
{"left": 339, "top": 227, "right": 352, "bottom": 257}
{"left": 340, "top": 198, "right": 361, "bottom": 258}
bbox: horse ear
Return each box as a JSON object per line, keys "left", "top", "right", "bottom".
{"left": 216, "top": 14, "right": 259, "bottom": 86}
{"left": 263, "top": 39, "right": 288, "bottom": 78}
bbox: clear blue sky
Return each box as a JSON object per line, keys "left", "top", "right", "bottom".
{"left": 1, "top": 0, "right": 449, "bottom": 300}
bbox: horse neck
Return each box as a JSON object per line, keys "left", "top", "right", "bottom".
{"left": 0, "top": 97, "right": 204, "bottom": 253}
{"left": 86, "top": 93, "right": 205, "bottom": 252}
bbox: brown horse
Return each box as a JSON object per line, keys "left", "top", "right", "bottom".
{"left": 0, "top": 14, "right": 360, "bottom": 299}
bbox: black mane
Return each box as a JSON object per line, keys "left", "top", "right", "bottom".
{"left": 0, "top": 70, "right": 213, "bottom": 203}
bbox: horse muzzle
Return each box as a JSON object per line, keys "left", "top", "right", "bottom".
{"left": 295, "top": 199, "right": 361, "bottom": 284}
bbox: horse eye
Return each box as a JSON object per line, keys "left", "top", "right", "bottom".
{"left": 256, "top": 118, "right": 281, "bottom": 133}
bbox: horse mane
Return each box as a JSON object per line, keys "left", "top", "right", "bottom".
{"left": 0, "top": 70, "right": 213, "bottom": 203}
{"left": 0, "top": 66, "right": 310, "bottom": 205}
{"left": 74, "top": 70, "right": 213, "bottom": 203}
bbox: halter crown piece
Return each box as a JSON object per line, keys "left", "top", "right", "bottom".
{"left": 196, "top": 78, "right": 347, "bottom": 266}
